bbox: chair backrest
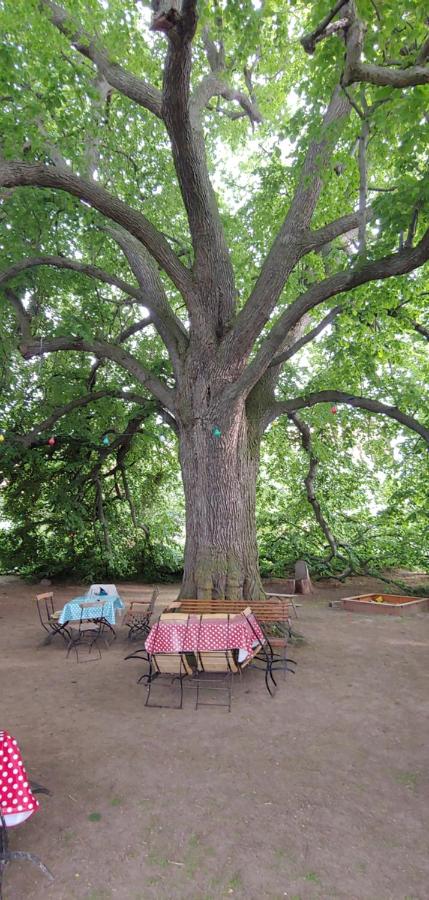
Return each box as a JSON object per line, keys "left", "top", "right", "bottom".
{"left": 86, "top": 583, "right": 118, "bottom": 599}
{"left": 199, "top": 613, "right": 230, "bottom": 620}
{"left": 36, "top": 592, "right": 54, "bottom": 602}
{"left": 151, "top": 653, "right": 193, "bottom": 675}
{"left": 195, "top": 613, "right": 238, "bottom": 673}
{"left": 240, "top": 606, "right": 272, "bottom": 664}
{"left": 144, "top": 586, "right": 159, "bottom": 618}
{"left": 159, "top": 612, "right": 190, "bottom": 622}
{"left": 78, "top": 601, "right": 106, "bottom": 632}
{"left": 35, "top": 592, "right": 54, "bottom": 625}
{"left": 241, "top": 605, "right": 265, "bottom": 640}
{"left": 197, "top": 650, "right": 238, "bottom": 673}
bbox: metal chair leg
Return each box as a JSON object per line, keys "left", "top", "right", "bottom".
{"left": 0, "top": 813, "right": 54, "bottom": 899}
{"left": 265, "top": 667, "right": 275, "bottom": 696}
{"left": 30, "top": 782, "right": 51, "bottom": 796}
{"left": 100, "top": 619, "right": 116, "bottom": 642}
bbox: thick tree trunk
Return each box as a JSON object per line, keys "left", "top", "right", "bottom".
{"left": 177, "top": 403, "right": 265, "bottom": 601}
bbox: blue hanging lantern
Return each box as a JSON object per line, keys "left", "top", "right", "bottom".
{"left": 102, "top": 435, "right": 110, "bottom": 446}
{"left": 211, "top": 426, "right": 222, "bottom": 438}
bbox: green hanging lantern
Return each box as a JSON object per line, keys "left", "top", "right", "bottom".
{"left": 211, "top": 426, "right": 222, "bottom": 438}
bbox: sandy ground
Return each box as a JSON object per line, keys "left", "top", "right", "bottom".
{"left": 1, "top": 575, "right": 429, "bottom": 900}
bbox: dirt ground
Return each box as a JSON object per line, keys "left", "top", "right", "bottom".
{"left": 1, "top": 575, "right": 429, "bottom": 900}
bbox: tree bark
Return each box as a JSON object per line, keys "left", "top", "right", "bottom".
{"left": 177, "top": 390, "right": 264, "bottom": 600}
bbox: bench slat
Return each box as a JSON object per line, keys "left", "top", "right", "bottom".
{"left": 169, "top": 599, "right": 291, "bottom": 623}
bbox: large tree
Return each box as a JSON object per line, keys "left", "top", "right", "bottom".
{"left": 0, "top": 0, "right": 429, "bottom": 597}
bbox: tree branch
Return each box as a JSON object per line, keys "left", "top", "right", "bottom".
{"left": 117, "top": 317, "right": 153, "bottom": 343}
{"left": 343, "top": 12, "right": 429, "bottom": 87}
{"left": 289, "top": 412, "right": 338, "bottom": 556}
{"left": 405, "top": 206, "right": 420, "bottom": 249}
{"left": 0, "top": 161, "right": 192, "bottom": 297}
{"left": 0, "top": 255, "right": 142, "bottom": 301}
{"left": 191, "top": 73, "right": 262, "bottom": 127}
{"left": 228, "top": 225, "right": 429, "bottom": 400}
{"left": 0, "top": 251, "right": 189, "bottom": 372}
{"left": 105, "top": 227, "right": 188, "bottom": 367}
{"left": 160, "top": 4, "right": 236, "bottom": 329}
{"left": 191, "top": 27, "right": 262, "bottom": 126}
{"left": 18, "top": 336, "right": 175, "bottom": 411}
{"left": 269, "top": 305, "right": 342, "bottom": 368}
{"left": 87, "top": 317, "right": 157, "bottom": 390}
{"left": 301, "top": 0, "right": 429, "bottom": 87}
{"left": 265, "top": 391, "right": 429, "bottom": 446}
{"left": 3, "top": 288, "right": 32, "bottom": 341}
{"left": 88, "top": 405, "right": 154, "bottom": 475}
{"left": 413, "top": 321, "right": 429, "bottom": 342}
{"left": 357, "top": 113, "right": 370, "bottom": 254}
{"left": 301, "top": 0, "right": 349, "bottom": 54}
{"left": 84, "top": 74, "right": 111, "bottom": 180}
{"left": 119, "top": 462, "right": 148, "bottom": 533}
{"left": 304, "top": 209, "right": 369, "bottom": 255}
{"left": 19, "top": 389, "right": 151, "bottom": 447}
{"left": 224, "top": 85, "right": 350, "bottom": 360}
{"left": 94, "top": 473, "right": 111, "bottom": 552}
{"left": 40, "top": 0, "right": 163, "bottom": 117}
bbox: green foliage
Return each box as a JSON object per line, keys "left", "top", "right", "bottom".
{"left": 0, "top": 386, "right": 184, "bottom": 580}
{"left": 257, "top": 411, "right": 429, "bottom": 579}
{"left": 0, "top": 0, "right": 429, "bottom": 581}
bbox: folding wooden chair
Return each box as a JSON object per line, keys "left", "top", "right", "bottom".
{"left": 66, "top": 603, "right": 109, "bottom": 662}
{"left": 194, "top": 614, "right": 239, "bottom": 711}
{"left": 144, "top": 652, "right": 194, "bottom": 708}
{"left": 35, "top": 592, "right": 71, "bottom": 645}
{"left": 242, "top": 606, "right": 296, "bottom": 686}
{"left": 125, "top": 588, "right": 160, "bottom": 641}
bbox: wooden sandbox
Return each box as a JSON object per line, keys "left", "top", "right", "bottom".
{"left": 342, "top": 593, "right": 429, "bottom": 615}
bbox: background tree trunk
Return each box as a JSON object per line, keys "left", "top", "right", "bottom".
{"left": 178, "top": 404, "right": 264, "bottom": 600}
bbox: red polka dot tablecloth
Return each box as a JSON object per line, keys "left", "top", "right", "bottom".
{"left": 145, "top": 613, "right": 265, "bottom": 661}
{"left": 0, "top": 731, "right": 39, "bottom": 827}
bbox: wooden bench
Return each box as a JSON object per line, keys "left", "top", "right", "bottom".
{"left": 167, "top": 598, "right": 293, "bottom": 643}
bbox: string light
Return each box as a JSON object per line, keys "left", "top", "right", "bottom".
{"left": 0, "top": 429, "right": 153, "bottom": 447}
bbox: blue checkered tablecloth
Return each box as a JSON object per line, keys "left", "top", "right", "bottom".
{"left": 58, "top": 595, "right": 125, "bottom": 626}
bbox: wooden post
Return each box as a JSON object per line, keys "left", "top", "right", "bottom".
{"left": 294, "top": 559, "right": 313, "bottom": 594}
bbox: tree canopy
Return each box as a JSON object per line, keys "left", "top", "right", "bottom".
{"left": 0, "top": 0, "right": 428, "bottom": 587}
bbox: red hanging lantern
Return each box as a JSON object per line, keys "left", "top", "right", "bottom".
{"left": 330, "top": 406, "right": 337, "bottom": 414}
{"left": 48, "top": 436, "right": 56, "bottom": 446}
